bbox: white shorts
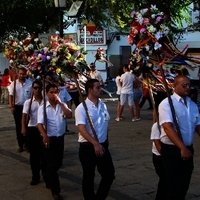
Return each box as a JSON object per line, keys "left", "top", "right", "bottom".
{"left": 120, "top": 93, "right": 134, "bottom": 106}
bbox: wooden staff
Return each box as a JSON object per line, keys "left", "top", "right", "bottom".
{"left": 26, "top": 91, "right": 34, "bottom": 126}
{"left": 72, "top": 73, "right": 99, "bottom": 142}
{"left": 12, "top": 66, "right": 17, "bottom": 106}
{"left": 42, "top": 75, "right": 47, "bottom": 131}
{"left": 145, "top": 74, "right": 159, "bottom": 123}
{"left": 156, "top": 54, "right": 183, "bottom": 140}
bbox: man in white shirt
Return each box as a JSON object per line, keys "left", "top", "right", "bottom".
{"left": 159, "top": 75, "right": 200, "bottom": 200}
{"left": 75, "top": 79, "right": 115, "bottom": 200}
{"left": 116, "top": 64, "right": 135, "bottom": 121}
{"left": 21, "top": 80, "right": 47, "bottom": 186}
{"left": 37, "top": 83, "right": 72, "bottom": 200}
{"left": 89, "top": 62, "right": 104, "bottom": 86}
{"left": 9, "top": 67, "right": 32, "bottom": 152}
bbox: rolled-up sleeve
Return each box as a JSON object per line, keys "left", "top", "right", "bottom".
{"left": 158, "top": 99, "right": 173, "bottom": 126}
{"left": 75, "top": 105, "right": 86, "bottom": 126}
{"left": 37, "top": 105, "right": 44, "bottom": 125}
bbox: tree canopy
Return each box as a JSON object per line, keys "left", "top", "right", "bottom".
{"left": 0, "top": 0, "right": 199, "bottom": 41}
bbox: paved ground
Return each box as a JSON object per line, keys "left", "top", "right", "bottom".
{"left": 1, "top": 93, "right": 200, "bottom": 200}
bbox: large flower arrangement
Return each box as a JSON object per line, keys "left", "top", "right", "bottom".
{"left": 127, "top": 5, "right": 200, "bottom": 76}
{"left": 4, "top": 34, "right": 89, "bottom": 80}
{"left": 4, "top": 35, "right": 43, "bottom": 67}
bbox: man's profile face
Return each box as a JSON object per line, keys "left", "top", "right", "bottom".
{"left": 174, "top": 77, "right": 191, "bottom": 97}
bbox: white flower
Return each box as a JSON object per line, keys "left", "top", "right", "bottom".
{"left": 151, "top": 14, "right": 156, "bottom": 19}
{"left": 136, "top": 13, "right": 144, "bottom": 25}
{"left": 46, "top": 56, "right": 51, "bottom": 60}
{"left": 155, "top": 31, "right": 163, "bottom": 40}
{"left": 151, "top": 5, "right": 158, "bottom": 11}
{"left": 154, "top": 42, "right": 162, "bottom": 50}
{"left": 140, "top": 8, "right": 148, "bottom": 15}
{"left": 38, "top": 53, "right": 42, "bottom": 58}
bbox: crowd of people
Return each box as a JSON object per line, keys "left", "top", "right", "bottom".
{"left": 1, "top": 61, "right": 200, "bottom": 200}
{"left": 6, "top": 63, "right": 113, "bottom": 200}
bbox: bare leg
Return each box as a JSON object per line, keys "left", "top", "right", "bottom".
{"left": 129, "top": 106, "right": 135, "bottom": 119}
{"left": 118, "top": 104, "right": 124, "bottom": 119}
{"left": 134, "top": 100, "right": 140, "bottom": 119}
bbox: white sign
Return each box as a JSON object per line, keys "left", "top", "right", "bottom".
{"left": 79, "top": 30, "right": 106, "bottom": 45}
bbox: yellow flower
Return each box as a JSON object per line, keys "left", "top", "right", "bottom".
{"left": 56, "top": 68, "right": 61, "bottom": 74}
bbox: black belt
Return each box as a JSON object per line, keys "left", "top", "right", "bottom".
{"left": 80, "top": 140, "right": 108, "bottom": 146}
{"left": 161, "top": 142, "right": 193, "bottom": 148}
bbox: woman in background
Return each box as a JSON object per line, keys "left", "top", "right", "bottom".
{"left": 1, "top": 68, "right": 11, "bottom": 104}
{"left": 115, "top": 67, "right": 124, "bottom": 121}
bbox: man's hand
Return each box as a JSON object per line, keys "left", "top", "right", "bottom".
{"left": 21, "top": 127, "right": 27, "bottom": 136}
{"left": 93, "top": 143, "right": 105, "bottom": 157}
{"left": 10, "top": 106, "right": 15, "bottom": 115}
{"left": 180, "top": 146, "right": 193, "bottom": 160}
{"left": 43, "top": 135, "right": 50, "bottom": 148}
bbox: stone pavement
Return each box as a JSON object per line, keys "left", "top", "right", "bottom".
{"left": 1, "top": 97, "right": 200, "bottom": 200}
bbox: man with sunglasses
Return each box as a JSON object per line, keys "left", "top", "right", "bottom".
{"left": 21, "top": 80, "right": 47, "bottom": 186}
{"left": 158, "top": 75, "right": 200, "bottom": 200}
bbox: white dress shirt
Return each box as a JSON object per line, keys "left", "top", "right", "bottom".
{"left": 159, "top": 92, "right": 200, "bottom": 146}
{"left": 23, "top": 98, "right": 43, "bottom": 127}
{"left": 75, "top": 98, "right": 110, "bottom": 143}
{"left": 89, "top": 70, "right": 103, "bottom": 82}
{"left": 9, "top": 79, "right": 32, "bottom": 105}
{"left": 150, "top": 122, "right": 161, "bottom": 156}
{"left": 37, "top": 101, "right": 69, "bottom": 137}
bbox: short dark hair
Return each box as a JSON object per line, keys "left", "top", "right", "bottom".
{"left": 3, "top": 68, "right": 9, "bottom": 75}
{"left": 45, "top": 83, "right": 58, "bottom": 93}
{"left": 18, "top": 67, "right": 27, "bottom": 73}
{"left": 32, "top": 79, "right": 43, "bottom": 89}
{"left": 90, "top": 62, "right": 95, "bottom": 68}
{"left": 123, "top": 64, "right": 129, "bottom": 71}
{"left": 85, "top": 79, "right": 99, "bottom": 95}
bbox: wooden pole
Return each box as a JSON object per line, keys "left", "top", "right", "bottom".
{"left": 26, "top": 92, "right": 34, "bottom": 126}
{"left": 13, "top": 66, "right": 17, "bottom": 106}
{"left": 72, "top": 73, "right": 99, "bottom": 142}
{"left": 157, "top": 54, "right": 183, "bottom": 140}
{"left": 42, "top": 75, "right": 47, "bottom": 131}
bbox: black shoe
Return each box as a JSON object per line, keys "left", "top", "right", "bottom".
{"left": 52, "top": 194, "right": 62, "bottom": 200}
{"left": 17, "top": 147, "right": 23, "bottom": 153}
{"left": 30, "top": 179, "right": 40, "bottom": 186}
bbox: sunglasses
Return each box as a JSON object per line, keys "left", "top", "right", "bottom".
{"left": 33, "top": 86, "right": 42, "bottom": 90}
{"left": 181, "top": 83, "right": 191, "bottom": 88}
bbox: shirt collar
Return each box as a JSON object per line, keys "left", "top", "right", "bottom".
{"left": 173, "top": 92, "right": 191, "bottom": 103}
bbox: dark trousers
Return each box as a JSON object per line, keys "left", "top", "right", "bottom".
{"left": 27, "top": 127, "right": 47, "bottom": 181}
{"left": 79, "top": 142, "right": 115, "bottom": 200}
{"left": 139, "top": 97, "right": 152, "bottom": 108}
{"left": 69, "top": 91, "right": 80, "bottom": 107}
{"left": 152, "top": 153, "right": 168, "bottom": 200}
{"left": 161, "top": 143, "right": 194, "bottom": 200}
{"left": 43, "top": 135, "right": 64, "bottom": 195}
{"left": 13, "top": 105, "right": 27, "bottom": 148}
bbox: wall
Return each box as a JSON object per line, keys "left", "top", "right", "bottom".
{"left": 0, "top": 53, "right": 9, "bottom": 73}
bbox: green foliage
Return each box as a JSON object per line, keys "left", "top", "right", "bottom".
{"left": 0, "top": 0, "right": 198, "bottom": 40}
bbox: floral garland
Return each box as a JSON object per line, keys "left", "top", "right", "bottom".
{"left": 4, "top": 34, "right": 89, "bottom": 79}
{"left": 127, "top": 4, "right": 200, "bottom": 76}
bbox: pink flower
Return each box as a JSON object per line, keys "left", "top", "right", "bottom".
{"left": 143, "top": 18, "right": 150, "bottom": 25}
{"left": 140, "top": 28, "right": 146, "bottom": 33}
{"left": 156, "top": 16, "right": 162, "bottom": 22}
{"left": 131, "top": 10, "right": 136, "bottom": 16}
